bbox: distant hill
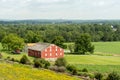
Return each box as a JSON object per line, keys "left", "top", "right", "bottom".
{"left": 0, "top": 19, "right": 120, "bottom": 24}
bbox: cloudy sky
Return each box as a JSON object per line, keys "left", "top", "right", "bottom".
{"left": 0, "top": 0, "right": 120, "bottom": 20}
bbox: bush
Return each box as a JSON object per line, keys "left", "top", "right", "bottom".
{"left": 82, "top": 68, "right": 88, "bottom": 72}
{"left": 10, "top": 58, "right": 15, "bottom": 61}
{"left": 49, "top": 66, "right": 58, "bottom": 71}
{"left": 57, "top": 66, "right": 66, "bottom": 72}
{"left": 0, "top": 53, "right": 2, "bottom": 58}
{"left": 95, "top": 72, "right": 103, "bottom": 80}
{"left": 55, "top": 58, "right": 67, "bottom": 67}
{"left": 20, "top": 55, "right": 30, "bottom": 64}
{"left": 66, "top": 64, "right": 77, "bottom": 75}
{"left": 33, "top": 58, "right": 50, "bottom": 68}
{"left": 107, "top": 72, "right": 120, "bottom": 80}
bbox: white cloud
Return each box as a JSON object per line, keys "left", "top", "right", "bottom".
{"left": 0, "top": 0, "right": 120, "bottom": 19}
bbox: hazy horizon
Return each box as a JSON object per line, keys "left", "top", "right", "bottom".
{"left": 0, "top": 0, "right": 120, "bottom": 20}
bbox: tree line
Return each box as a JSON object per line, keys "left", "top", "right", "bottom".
{"left": 0, "top": 23, "right": 120, "bottom": 43}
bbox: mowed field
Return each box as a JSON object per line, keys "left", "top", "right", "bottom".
{"left": 0, "top": 62, "right": 80, "bottom": 80}
{"left": 93, "top": 42, "right": 120, "bottom": 54}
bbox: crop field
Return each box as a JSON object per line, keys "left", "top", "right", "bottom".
{"left": 0, "top": 62, "right": 80, "bottom": 80}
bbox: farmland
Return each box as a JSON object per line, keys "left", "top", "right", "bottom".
{"left": 0, "top": 62, "right": 80, "bottom": 80}
{"left": 0, "top": 42, "right": 120, "bottom": 74}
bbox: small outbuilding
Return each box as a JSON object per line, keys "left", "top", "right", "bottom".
{"left": 28, "top": 43, "right": 64, "bottom": 61}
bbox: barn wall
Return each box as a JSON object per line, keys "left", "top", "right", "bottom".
{"left": 41, "top": 45, "right": 64, "bottom": 59}
{"left": 28, "top": 49, "right": 41, "bottom": 58}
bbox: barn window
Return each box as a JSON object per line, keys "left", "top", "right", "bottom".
{"left": 60, "top": 49, "right": 62, "bottom": 51}
{"left": 56, "top": 53, "right": 58, "bottom": 56}
{"left": 60, "top": 53, "right": 62, "bottom": 55}
{"left": 50, "top": 48, "right": 52, "bottom": 52}
{"left": 50, "top": 53, "right": 52, "bottom": 56}
{"left": 45, "top": 49, "right": 47, "bottom": 52}
{"left": 45, "top": 54, "right": 47, "bottom": 56}
{"left": 56, "top": 48, "right": 57, "bottom": 51}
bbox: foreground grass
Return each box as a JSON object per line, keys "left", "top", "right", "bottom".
{"left": 0, "top": 62, "right": 80, "bottom": 80}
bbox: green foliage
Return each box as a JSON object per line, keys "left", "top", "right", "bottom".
{"left": 82, "top": 68, "right": 88, "bottom": 72}
{"left": 74, "top": 34, "right": 94, "bottom": 54}
{"left": 0, "top": 53, "right": 2, "bottom": 58}
{"left": 66, "top": 64, "right": 77, "bottom": 75}
{"left": 20, "top": 55, "right": 30, "bottom": 64}
{"left": 95, "top": 72, "right": 103, "bottom": 80}
{"left": 1, "top": 34, "right": 25, "bottom": 51}
{"left": 55, "top": 58, "right": 67, "bottom": 67}
{"left": 33, "top": 58, "right": 50, "bottom": 68}
{"left": 52, "top": 36, "right": 67, "bottom": 49}
{"left": 107, "top": 72, "right": 120, "bottom": 80}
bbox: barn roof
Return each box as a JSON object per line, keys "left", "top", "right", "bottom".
{"left": 28, "top": 43, "right": 51, "bottom": 51}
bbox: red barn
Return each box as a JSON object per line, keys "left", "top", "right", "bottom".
{"left": 28, "top": 43, "right": 64, "bottom": 61}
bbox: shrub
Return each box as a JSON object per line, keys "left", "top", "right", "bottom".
{"left": 95, "top": 72, "right": 103, "bottom": 80}
{"left": 44, "top": 61, "right": 50, "bottom": 69}
{"left": 20, "top": 55, "right": 30, "bottom": 64}
{"left": 10, "top": 58, "right": 15, "bottom": 61}
{"left": 49, "top": 66, "right": 58, "bottom": 71}
{"left": 107, "top": 72, "right": 120, "bottom": 80}
{"left": 57, "top": 66, "right": 66, "bottom": 72}
{"left": 82, "top": 68, "right": 88, "bottom": 72}
{"left": 55, "top": 58, "right": 67, "bottom": 67}
{"left": 33, "top": 58, "right": 50, "bottom": 68}
{"left": 0, "top": 53, "right": 2, "bottom": 58}
{"left": 66, "top": 64, "right": 77, "bottom": 75}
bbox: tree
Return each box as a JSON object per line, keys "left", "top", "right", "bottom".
{"left": 51, "top": 36, "right": 67, "bottom": 49}
{"left": 1, "top": 34, "right": 25, "bottom": 51}
{"left": 74, "top": 34, "right": 94, "bottom": 54}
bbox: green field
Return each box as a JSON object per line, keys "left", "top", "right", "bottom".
{"left": 65, "top": 55, "right": 120, "bottom": 65}
{"left": 65, "top": 55, "right": 120, "bottom": 73}
{"left": 93, "top": 42, "right": 120, "bottom": 54}
{"left": 0, "top": 62, "right": 80, "bottom": 80}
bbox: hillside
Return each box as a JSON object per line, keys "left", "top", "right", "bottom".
{"left": 0, "top": 62, "right": 80, "bottom": 80}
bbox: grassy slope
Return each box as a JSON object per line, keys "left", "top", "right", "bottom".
{"left": 0, "top": 62, "right": 80, "bottom": 80}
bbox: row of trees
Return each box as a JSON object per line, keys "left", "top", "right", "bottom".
{"left": 0, "top": 23, "right": 120, "bottom": 42}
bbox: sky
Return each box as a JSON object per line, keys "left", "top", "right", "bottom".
{"left": 0, "top": 0, "right": 120, "bottom": 20}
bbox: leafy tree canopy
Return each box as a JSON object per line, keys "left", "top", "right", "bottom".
{"left": 1, "top": 34, "right": 25, "bottom": 51}
{"left": 74, "top": 33, "right": 94, "bottom": 54}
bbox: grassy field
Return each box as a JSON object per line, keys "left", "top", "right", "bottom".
{"left": 65, "top": 55, "right": 120, "bottom": 73}
{"left": 0, "top": 62, "right": 80, "bottom": 80}
{"left": 65, "top": 55, "right": 120, "bottom": 65}
{"left": 93, "top": 42, "right": 120, "bottom": 54}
